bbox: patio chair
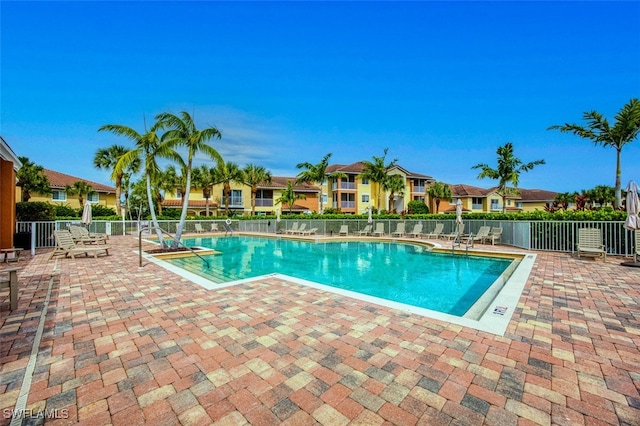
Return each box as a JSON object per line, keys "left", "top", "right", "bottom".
{"left": 69, "top": 225, "right": 108, "bottom": 245}
{"left": 482, "top": 227, "right": 503, "bottom": 245}
{"left": 338, "top": 225, "right": 349, "bottom": 236}
{"left": 391, "top": 222, "right": 406, "bottom": 237}
{"left": 358, "top": 225, "right": 372, "bottom": 236}
{"left": 464, "top": 226, "right": 491, "bottom": 247}
{"left": 50, "top": 230, "right": 110, "bottom": 260}
{"left": 443, "top": 223, "right": 465, "bottom": 240}
{"left": 285, "top": 222, "right": 299, "bottom": 235}
{"left": 301, "top": 228, "right": 318, "bottom": 236}
{"left": 194, "top": 223, "right": 206, "bottom": 233}
{"left": 0, "top": 267, "right": 20, "bottom": 310}
{"left": 373, "top": 223, "right": 385, "bottom": 237}
{"left": 294, "top": 223, "right": 307, "bottom": 235}
{"left": 407, "top": 223, "right": 423, "bottom": 238}
{"left": 577, "top": 228, "right": 606, "bottom": 261}
{"left": 211, "top": 223, "right": 220, "bottom": 232}
{"left": 635, "top": 231, "right": 640, "bottom": 263}
{"left": 424, "top": 223, "right": 444, "bottom": 239}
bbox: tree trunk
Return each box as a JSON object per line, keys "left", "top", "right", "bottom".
{"left": 615, "top": 147, "right": 622, "bottom": 209}
{"left": 146, "top": 174, "right": 166, "bottom": 248}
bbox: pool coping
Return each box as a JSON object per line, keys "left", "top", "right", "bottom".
{"left": 141, "top": 235, "right": 536, "bottom": 336}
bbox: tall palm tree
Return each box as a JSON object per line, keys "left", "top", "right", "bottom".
{"left": 93, "top": 145, "right": 139, "bottom": 215}
{"left": 383, "top": 174, "right": 406, "bottom": 213}
{"left": 295, "top": 153, "right": 345, "bottom": 213}
{"left": 65, "top": 181, "right": 94, "bottom": 206}
{"left": 427, "top": 181, "right": 452, "bottom": 213}
{"left": 191, "top": 164, "right": 218, "bottom": 216}
{"left": 16, "top": 156, "right": 51, "bottom": 202}
{"left": 99, "top": 121, "right": 181, "bottom": 247}
{"left": 213, "top": 161, "right": 244, "bottom": 216}
{"left": 548, "top": 98, "right": 640, "bottom": 208}
{"left": 156, "top": 111, "right": 223, "bottom": 244}
{"left": 472, "top": 142, "right": 545, "bottom": 213}
{"left": 276, "top": 180, "right": 306, "bottom": 213}
{"left": 357, "top": 148, "right": 397, "bottom": 212}
{"left": 243, "top": 164, "right": 272, "bottom": 216}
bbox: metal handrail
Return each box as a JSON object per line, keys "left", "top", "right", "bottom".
{"left": 139, "top": 226, "right": 210, "bottom": 268}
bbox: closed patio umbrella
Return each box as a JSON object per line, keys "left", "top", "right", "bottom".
{"left": 368, "top": 205, "right": 373, "bottom": 224}
{"left": 622, "top": 180, "right": 639, "bottom": 267}
{"left": 81, "top": 201, "right": 92, "bottom": 228}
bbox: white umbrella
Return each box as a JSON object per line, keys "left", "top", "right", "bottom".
{"left": 81, "top": 201, "right": 92, "bottom": 227}
{"left": 455, "top": 199, "right": 462, "bottom": 224}
{"left": 368, "top": 205, "right": 373, "bottom": 224}
{"left": 276, "top": 207, "right": 281, "bottom": 223}
{"left": 624, "top": 180, "right": 638, "bottom": 231}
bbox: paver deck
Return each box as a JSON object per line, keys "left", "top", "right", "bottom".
{"left": 1, "top": 234, "right": 639, "bottom": 425}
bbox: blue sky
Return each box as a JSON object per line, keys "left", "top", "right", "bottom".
{"left": 2, "top": 1, "right": 639, "bottom": 194}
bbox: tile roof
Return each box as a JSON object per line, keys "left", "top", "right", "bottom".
{"left": 517, "top": 188, "right": 558, "bottom": 202}
{"left": 260, "top": 176, "right": 320, "bottom": 192}
{"left": 449, "top": 184, "right": 490, "bottom": 197}
{"left": 44, "top": 169, "right": 116, "bottom": 193}
{"left": 161, "top": 199, "right": 219, "bottom": 208}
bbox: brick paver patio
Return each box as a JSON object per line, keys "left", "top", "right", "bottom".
{"left": 1, "top": 235, "right": 639, "bottom": 425}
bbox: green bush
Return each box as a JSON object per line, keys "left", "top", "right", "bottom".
{"left": 54, "top": 204, "right": 78, "bottom": 217}
{"left": 16, "top": 202, "right": 55, "bottom": 221}
{"left": 407, "top": 200, "right": 429, "bottom": 214}
{"left": 91, "top": 205, "right": 116, "bottom": 217}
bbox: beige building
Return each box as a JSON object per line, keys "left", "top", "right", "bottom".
{"left": 442, "top": 184, "right": 557, "bottom": 213}
{"left": 26, "top": 169, "right": 118, "bottom": 210}
{"left": 162, "top": 177, "right": 320, "bottom": 216}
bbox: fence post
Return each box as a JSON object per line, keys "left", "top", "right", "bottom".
{"left": 31, "top": 222, "right": 36, "bottom": 256}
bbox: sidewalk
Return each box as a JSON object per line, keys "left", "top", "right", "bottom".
{"left": 1, "top": 235, "right": 639, "bottom": 425}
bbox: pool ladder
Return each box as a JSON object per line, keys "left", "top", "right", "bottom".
{"left": 452, "top": 232, "right": 471, "bottom": 256}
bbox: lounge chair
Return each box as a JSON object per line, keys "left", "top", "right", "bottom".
{"left": 69, "top": 225, "right": 108, "bottom": 244}
{"left": 285, "top": 222, "right": 299, "bottom": 235}
{"left": 50, "top": 230, "right": 110, "bottom": 260}
{"left": 424, "top": 223, "right": 444, "bottom": 239}
{"left": 301, "top": 227, "right": 318, "bottom": 236}
{"left": 464, "top": 226, "right": 491, "bottom": 247}
{"left": 407, "top": 223, "right": 423, "bottom": 238}
{"left": 373, "top": 223, "right": 385, "bottom": 237}
{"left": 294, "top": 223, "right": 307, "bottom": 235}
{"left": 0, "top": 267, "right": 20, "bottom": 310}
{"left": 577, "top": 228, "right": 606, "bottom": 261}
{"left": 338, "top": 225, "right": 349, "bottom": 236}
{"left": 482, "top": 227, "right": 503, "bottom": 245}
{"left": 443, "top": 223, "right": 465, "bottom": 241}
{"left": 358, "top": 225, "right": 372, "bottom": 236}
{"left": 211, "top": 223, "right": 220, "bottom": 232}
{"left": 391, "top": 222, "right": 406, "bottom": 237}
{"left": 194, "top": 223, "right": 206, "bottom": 233}
{"left": 635, "top": 231, "right": 640, "bottom": 263}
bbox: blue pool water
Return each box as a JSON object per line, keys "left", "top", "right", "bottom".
{"left": 166, "top": 236, "right": 513, "bottom": 317}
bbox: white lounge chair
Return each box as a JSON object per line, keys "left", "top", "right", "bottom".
{"left": 443, "top": 223, "right": 465, "bottom": 241}
{"left": 211, "top": 223, "right": 220, "bottom": 232}
{"left": 338, "top": 225, "right": 349, "bottom": 236}
{"left": 194, "top": 223, "right": 206, "bottom": 233}
{"left": 69, "top": 225, "right": 108, "bottom": 244}
{"left": 294, "top": 223, "right": 307, "bottom": 234}
{"left": 373, "top": 223, "right": 385, "bottom": 237}
{"left": 635, "top": 231, "right": 640, "bottom": 263}
{"left": 358, "top": 225, "right": 372, "bottom": 236}
{"left": 391, "top": 222, "right": 406, "bottom": 237}
{"left": 464, "top": 226, "right": 491, "bottom": 247}
{"left": 407, "top": 223, "right": 423, "bottom": 238}
{"left": 301, "top": 228, "right": 318, "bottom": 236}
{"left": 577, "top": 228, "right": 606, "bottom": 261}
{"left": 482, "top": 227, "right": 503, "bottom": 245}
{"left": 50, "top": 230, "right": 110, "bottom": 260}
{"left": 285, "top": 222, "right": 299, "bottom": 234}
{"left": 424, "top": 223, "right": 444, "bottom": 239}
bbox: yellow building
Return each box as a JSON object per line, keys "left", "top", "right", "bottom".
{"left": 324, "top": 162, "right": 435, "bottom": 214}
{"left": 442, "top": 184, "right": 557, "bottom": 213}
{"left": 26, "top": 169, "right": 118, "bottom": 210}
{"left": 0, "top": 137, "right": 21, "bottom": 248}
{"left": 161, "top": 177, "right": 320, "bottom": 216}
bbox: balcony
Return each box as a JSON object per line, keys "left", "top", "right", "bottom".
{"left": 332, "top": 182, "right": 356, "bottom": 190}
{"left": 255, "top": 198, "right": 273, "bottom": 207}
{"left": 413, "top": 186, "right": 426, "bottom": 193}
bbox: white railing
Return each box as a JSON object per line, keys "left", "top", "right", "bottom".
{"left": 15, "top": 219, "right": 637, "bottom": 257}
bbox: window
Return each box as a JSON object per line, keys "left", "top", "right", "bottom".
{"left": 52, "top": 191, "right": 66, "bottom": 201}
{"left": 490, "top": 199, "right": 499, "bottom": 209}
{"left": 322, "top": 193, "right": 328, "bottom": 204}
{"left": 361, "top": 178, "right": 369, "bottom": 185}
{"left": 87, "top": 193, "right": 99, "bottom": 203}
{"left": 472, "top": 197, "right": 483, "bottom": 210}
{"left": 176, "top": 188, "right": 183, "bottom": 199}
{"left": 362, "top": 194, "right": 370, "bottom": 203}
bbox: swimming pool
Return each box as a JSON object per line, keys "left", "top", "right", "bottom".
{"left": 161, "top": 236, "right": 519, "bottom": 318}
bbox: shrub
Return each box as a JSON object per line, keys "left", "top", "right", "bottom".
{"left": 54, "top": 204, "right": 78, "bottom": 218}
{"left": 407, "top": 200, "right": 429, "bottom": 214}
{"left": 91, "top": 205, "right": 116, "bottom": 217}
{"left": 16, "top": 202, "right": 55, "bottom": 221}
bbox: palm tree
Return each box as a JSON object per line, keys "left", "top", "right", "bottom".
{"left": 65, "top": 181, "right": 94, "bottom": 206}
{"left": 554, "top": 192, "right": 574, "bottom": 210}
{"left": 383, "top": 174, "right": 406, "bottom": 213}
{"left": 156, "top": 111, "right": 223, "bottom": 245}
{"left": 472, "top": 142, "right": 545, "bottom": 213}
{"left": 276, "top": 180, "right": 306, "bottom": 213}
{"left": 93, "top": 145, "right": 139, "bottom": 215}
{"left": 548, "top": 98, "right": 640, "bottom": 208}
{"left": 427, "top": 181, "right": 452, "bottom": 213}
{"left": 357, "top": 148, "right": 397, "bottom": 212}
{"left": 191, "top": 165, "right": 218, "bottom": 216}
{"left": 243, "top": 164, "right": 272, "bottom": 216}
{"left": 213, "top": 161, "right": 244, "bottom": 216}
{"left": 16, "top": 156, "right": 50, "bottom": 202}
{"left": 295, "top": 153, "right": 345, "bottom": 213}
{"left": 98, "top": 121, "right": 181, "bottom": 247}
